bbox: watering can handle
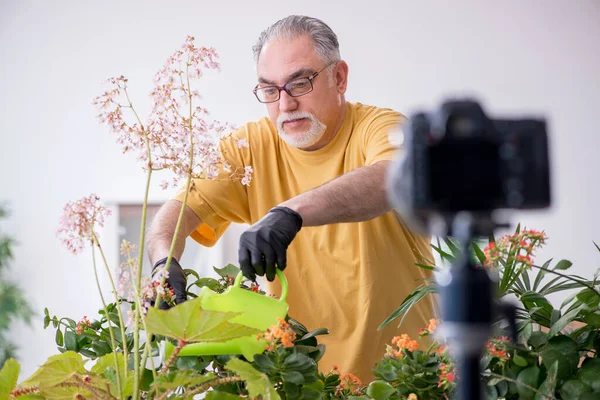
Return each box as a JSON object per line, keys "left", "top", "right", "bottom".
{"left": 233, "top": 269, "right": 288, "bottom": 302}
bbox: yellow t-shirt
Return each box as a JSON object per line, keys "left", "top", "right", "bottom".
{"left": 175, "top": 101, "right": 437, "bottom": 383}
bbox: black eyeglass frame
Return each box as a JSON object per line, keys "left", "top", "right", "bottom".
{"left": 252, "top": 60, "right": 339, "bottom": 103}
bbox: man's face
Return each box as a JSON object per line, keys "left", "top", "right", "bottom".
{"left": 256, "top": 35, "right": 344, "bottom": 150}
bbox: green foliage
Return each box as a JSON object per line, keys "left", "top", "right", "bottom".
{"left": 0, "top": 207, "right": 32, "bottom": 368}
{"left": 382, "top": 226, "right": 600, "bottom": 399}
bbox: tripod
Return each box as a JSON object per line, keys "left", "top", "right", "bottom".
{"left": 437, "top": 212, "right": 516, "bottom": 400}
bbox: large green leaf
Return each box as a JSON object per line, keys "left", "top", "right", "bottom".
{"left": 89, "top": 352, "right": 133, "bottom": 398}
{"left": 517, "top": 365, "right": 541, "bottom": 400}
{"left": 21, "top": 352, "right": 87, "bottom": 389}
{"left": 225, "top": 357, "right": 280, "bottom": 399}
{"left": 577, "top": 358, "right": 600, "bottom": 392}
{"left": 559, "top": 379, "right": 592, "bottom": 399}
{"left": 0, "top": 358, "right": 19, "bottom": 399}
{"left": 540, "top": 336, "right": 579, "bottom": 381}
{"left": 145, "top": 297, "right": 260, "bottom": 342}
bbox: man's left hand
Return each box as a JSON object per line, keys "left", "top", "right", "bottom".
{"left": 238, "top": 206, "right": 303, "bottom": 281}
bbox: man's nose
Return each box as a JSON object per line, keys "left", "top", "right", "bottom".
{"left": 278, "top": 90, "right": 298, "bottom": 113}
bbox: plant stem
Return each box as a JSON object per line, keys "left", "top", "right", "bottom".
{"left": 159, "top": 339, "right": 186, "bottom": 375}
{"left": 72, "top": 374, "right": 117, "bottom": 399}
{"left": 122, "top": 84, "right": 153, "bottom": 400}
{"left": 93, "top": 233, "right": 129, "bottom": 376}
{"left": 529, "top": 264, "right": 600, "bottom": 298}
{"left": 182, "top": 376, "right": 244, "bottom": 400}
{"left": 92, "top": 243, "right": 123, "bottom": 399}
{"left": 486, "top": 372, "right": 556, "bottom": 400}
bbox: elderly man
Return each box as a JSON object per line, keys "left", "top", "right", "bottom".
{"left": 147, "top": 15, "right": 436, "bottom": 382}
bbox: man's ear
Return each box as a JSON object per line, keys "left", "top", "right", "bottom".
{"left": 334, "top": 60, "right": 349, "bottom": 94}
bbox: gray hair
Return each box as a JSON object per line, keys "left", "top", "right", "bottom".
{"left": 252, "top": 15, "right": 341, "bottom": 65}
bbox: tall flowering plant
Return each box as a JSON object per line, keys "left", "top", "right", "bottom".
{"left": 378, "top": 225, "right": 600, "bottom": 399}
{"left": 0, "top": 36, "right": 263, "bottom": 400}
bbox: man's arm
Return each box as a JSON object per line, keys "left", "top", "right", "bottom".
{"left": 147, "top": 199, "right": 202, "bottom": 265}
{"left": 280, "top": 160, "right": 392, "bottom": 226}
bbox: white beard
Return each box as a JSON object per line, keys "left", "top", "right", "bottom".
{"left": 277, "top": 111, "right": 327, "bottom": 149}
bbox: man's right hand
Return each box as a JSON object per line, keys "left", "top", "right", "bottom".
{"left": 151, "top": 257, "right": 187, "bottom": 309}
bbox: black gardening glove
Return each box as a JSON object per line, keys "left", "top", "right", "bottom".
{"left": 239, "top": 206, "right": 303, "bottom": 282}
{"left": 151, "top": 257, "right": 187, "bottom": 309}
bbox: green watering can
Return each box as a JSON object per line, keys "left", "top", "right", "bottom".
{"left": 164, "top": 269, "right": 289, "bottom": 361}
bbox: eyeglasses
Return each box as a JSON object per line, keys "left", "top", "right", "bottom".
{"left": 253, "top": 61, "right": 338, "bottom": 103}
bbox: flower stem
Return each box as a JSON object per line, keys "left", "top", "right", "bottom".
{"left": 92, "top": 242, "right": 123, "bottom": 399}
{"left": 132, "top": 166, "right": 153, "bottom": 400}
{"left": 93, "top": 233, "right": 129, "bottom": 377}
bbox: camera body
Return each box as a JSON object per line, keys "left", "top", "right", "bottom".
{"left": 388, "top": 99, "right": 551, "bottom": 233}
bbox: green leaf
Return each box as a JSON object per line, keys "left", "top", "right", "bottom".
{"left": 517, "top": 365, "right": 541, "bottom": 400}
{"left": 548, "top": 305, "right": 585, "bottom": 337}
{"left": 576, "top": 288, "right": 600, "bottom": 309}
{"left": 145, "top": 296, "right": 261, "bottom": 342}
{"left": 282, "top": 370, "right": 305, "bottom": 385}
{"left": 151, "top": 369, "right": 214, "bottom": 392}
{"left": 205, "top": 392, "right": 243, "bottom": 400}
{"left": 522, "top": 270, "right": 532, "bottom": 291}
{"left": 225, "top": 357, "right": 280, "bottom": 399}
{"left": 577, "top": 358, "right": 600, "bottom": 391}
{"left": 471, "top": 242, "right": 487, "bottom": 265}
{"left": 559, "top": 379, "right": 592, "bottom": 399}
{"left": 366, "top": 380, "right": 397, "bottom": 399}
{"left": 521, "top": 321, "right": 533, "bottom": 343}
{"left": 430, "top": 244, "right": 455, "bottom": 263}
{"left": 528, "top": 331, "right": 548, "bottom": 349}
{"left": 55, "top": 329, "right": 64, "bottom": 347}
{"left": 583, "top": 311, "right": 600, "bottom": 327}
{"left": 414, "top": 263, "right": 436, "bottom": 271}
{"left": 64, "top": 330, "right": 77, "bottom": 351}
{"left": 554, "top": 259, "right": 573, "bottom": 270}
{"left": 298, "top": 327, "right": 329, "bottom": 342}
{"left": 189, "top": 277, "right": 221, "bottom": 291}
{"left": 214, "top": 264, "right": 240, "bottom": 278}
{"left": 378, "top": 283, "right": 437, "bottom": 330}
{"left": 21, "top": 352, "right": 87, "bottom": 389}
{"left": 91, "top": 340, "right": 112, "bottom": 356}
{"left": 183, "top": 268, "right": 201, "bottom": 281}
{"left": 253, "top": 353, "right": 277, "bottom": 373}
{"left": 513, "top": 354, "right": 529, "bottom": 367}
{"left": 532, "top": 259, "right": 552, "bottom": 291}
{"left": 0, "top": 358, "right": 20, "bottom": 399}
{"left": 43, "top": 315, "right": 50, "bottom": 329}
{"left": 540, "top": 336, "right": 579, "bottom": 381}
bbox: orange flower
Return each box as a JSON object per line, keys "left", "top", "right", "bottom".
{"left": 258, "top": 317, "right": 297, "bottom": 351}
{"left": 391, "top": 334, "right": 419, "bottom": 352}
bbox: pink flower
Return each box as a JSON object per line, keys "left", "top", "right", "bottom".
{"left": 93, "top": 36, "right": 246, "bottom": 190}
{"left": 56, "top": 194, "right": 111, "bottom": 254}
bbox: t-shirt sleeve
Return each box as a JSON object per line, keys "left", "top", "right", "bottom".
{"left": 172, "top": 127, "right": 252, "bottom": 247}
{"left": 363, "top": 108, "right": 407, "bottom": 165}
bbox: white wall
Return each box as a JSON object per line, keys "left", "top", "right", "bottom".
{"left": 1, "top": 0, "right": 598, "bottom": 379}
